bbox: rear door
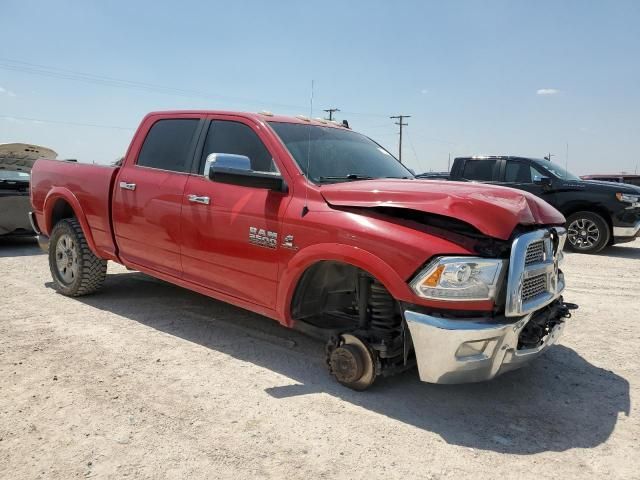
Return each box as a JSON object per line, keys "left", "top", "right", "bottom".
{"left": 458, "top": 159, "right": 501, "bottom": 183}
{"left": 112, "top": 115, "right": 203, "bottom": 277}
{"left": 180, "top": 117, "right": 289, "bottom": 308}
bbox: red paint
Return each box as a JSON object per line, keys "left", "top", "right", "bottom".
{"left": 31, "top": 111, "right": 565, "bottom": 327}
{"left": 319, "top": 179, "right": 565, "bottom": 240}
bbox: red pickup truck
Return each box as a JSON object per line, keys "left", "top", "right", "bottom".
{"left": 30, "top": 110, "right": 575, "bottom": 389}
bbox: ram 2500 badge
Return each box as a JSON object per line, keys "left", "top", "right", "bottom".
{"left": 30, "top": 111, "right": 576, "bottom": 390}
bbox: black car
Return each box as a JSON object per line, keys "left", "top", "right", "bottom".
{"left": 0, "top": 143, "right": 58, "bottom": 237}
{"left": 441, "top": 156, "right": 640, "bottom": 254}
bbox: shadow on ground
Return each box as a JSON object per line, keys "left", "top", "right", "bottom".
{"left": 0, "top": 235, "right": 42, "bottom": 257}
{"left": 56, "top": 271, "right": 630, "bottom": 455}
{"left": 598, "top": 244, "right": 640, "bottom": 259}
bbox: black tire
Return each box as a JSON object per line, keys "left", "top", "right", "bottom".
{"left": 566, "top": 211, "right": 610, "bottom": 254}
{"left": 48, "top": 218, "right": 107, "bottom": 296}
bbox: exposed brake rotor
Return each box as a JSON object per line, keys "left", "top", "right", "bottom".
{"left": 327, "top": 334, "right": 376, "bottom": 390}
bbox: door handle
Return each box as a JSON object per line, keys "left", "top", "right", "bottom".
{"left": 119, "top": 181, "right": 136, "bottom": 191}
{"left": 187, "top": 194, "right": 211, "bottom": 205}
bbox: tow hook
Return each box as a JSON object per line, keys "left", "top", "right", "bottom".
{"left": 559, "top": 302, "right": 579, "bottom": 319}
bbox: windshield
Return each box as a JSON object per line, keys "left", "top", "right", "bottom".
{"left": 269, "top": 122, "right": 414, "bottom": 183}
{"left": 532, "top": 159, "right": 580, "bottom": 181}
{"left": 0, "top": 171, "right": 30, "bottom": 182}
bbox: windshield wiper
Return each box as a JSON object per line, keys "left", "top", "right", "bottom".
{"left": 317, "top": 174, "right": 375, "bottom": 183}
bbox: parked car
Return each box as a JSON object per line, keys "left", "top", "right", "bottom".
{"left": 0, "top": 143, "right": 57, "bottom": 237}
{"left": 415, "top": 171, "right": 450, "bottom": 180}
{"left": 438, "top": 156, "right": 640, "bottom": 254}
{"left": 580, "top": 174, "right": 640, "bottom": 186}
{"left": 30, "top": 112, "right": 575, "bottom": 390}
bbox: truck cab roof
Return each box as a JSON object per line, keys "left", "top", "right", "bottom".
{"left": 143, "top": 110, "right": 350, "bottom": 129}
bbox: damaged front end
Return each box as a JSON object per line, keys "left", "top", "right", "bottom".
{"left": 404, "top": 227, "right": 578, "bottom": 384}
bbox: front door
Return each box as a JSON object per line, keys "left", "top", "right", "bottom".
{"left": 180, "top": 118, "right": 289, "bottom": 308}
{"left": 501, "top": 159, "right": 556, "bottom": 206}
{"left": 112, "top": 116, "right": 202, "bottom": 277}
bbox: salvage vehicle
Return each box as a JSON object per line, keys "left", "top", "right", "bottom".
{"left": 0, "top": 143, "right": 57, "bottom": 237}
{"left": 30, "top": 111, "right": 576, "bottom": 389}
{"left": 440, "top": 156, "right": 640, "bottom": 254}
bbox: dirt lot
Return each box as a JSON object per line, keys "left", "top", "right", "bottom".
{"left": 0, "top": 237, "right": 638, "bottom": 479}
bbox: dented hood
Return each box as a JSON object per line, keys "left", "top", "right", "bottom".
{"left": 320, "top": 179, "right": 565, "bottom": 240}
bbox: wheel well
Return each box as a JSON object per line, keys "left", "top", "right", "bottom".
{"left": 291, "top": 261, "right": 360, "bottom": 322}
{"left": 50, "top": 199, "right": 75, "bottom": 228}
{"left": 291, "top": 260, "right": 408, "bottom": 375}
{"left": 291, "top": 261, "right": 402, "bottom": 339}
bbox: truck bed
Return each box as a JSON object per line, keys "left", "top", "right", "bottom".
{"left": 30, "top": 159, "right": 120, "bottom": 259}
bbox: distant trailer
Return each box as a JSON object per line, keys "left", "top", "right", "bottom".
{"left": 581, "top": 174, "right": 640, "bottom": 187}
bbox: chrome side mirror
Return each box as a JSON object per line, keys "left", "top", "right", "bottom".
{"left": 205, "top": 152, "right": 287, "bottom": 192}
{"left": 204, "top": 153, "right": 251, "bottom": 178}
{"left": 533, "top": 175, "right": 553, "bottom": 188}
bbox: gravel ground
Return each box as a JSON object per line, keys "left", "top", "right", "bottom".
{"left": 0, "top": 236, "right": 638, "bottom": 479}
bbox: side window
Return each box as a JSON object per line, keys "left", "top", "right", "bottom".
{"left": 505, "top": 161, "right": 531, "bottom": 183}
{"left": 201, "top": 121, "right": 276, "bottom": 173}
{"left": 505, "top": 161, "right": 546, "bottom": 183}
{"left": 461, "top": 160, "right": 496, "bottom": 181}
{"left": 137, "top": 119, "right": 199, "bottom": 173}
{"left": 530, "top": 165, "right": 546, "bottom": 182}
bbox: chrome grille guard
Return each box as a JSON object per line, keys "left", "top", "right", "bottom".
{"left": 505, "top": 228, "right": 567, "bottom": 317}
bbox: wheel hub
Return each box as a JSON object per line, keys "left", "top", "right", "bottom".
{"left": 329, "top": 345, "right": 364, "bottom": 384}
{"left": 567, "top": 218, "right": 600, "bottom": 249}
{"left": 327, "top": 334, "right": 377, "bottom": 390}
{"left": 55, "top": 234, "right": 79, "bottom": 284}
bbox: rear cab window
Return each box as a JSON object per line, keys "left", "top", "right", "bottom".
{"left": 137, "top": 118, "right": 200, "bottom": 173}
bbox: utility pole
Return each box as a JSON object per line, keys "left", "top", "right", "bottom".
{"left": 390, "top": 115, "right": 411, "bottom": 163}
{"left": 323, "top": 108, "right": 340, "bottom": 121}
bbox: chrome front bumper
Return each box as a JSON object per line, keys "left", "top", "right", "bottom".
{"left": 404, "top": 310, "right": 565, "bottom": 384}
{"left": 613, "top": 220, "right": 640, "bottom": 238}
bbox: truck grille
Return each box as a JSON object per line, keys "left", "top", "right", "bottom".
{"left": 505, "top": 228, "right": 567, "bottom": 317}
{"left": 525, "top": 240, "right": 545, "bottom": 265}
{"left": 522, "top": 274, "right": 547, "bottom": 301}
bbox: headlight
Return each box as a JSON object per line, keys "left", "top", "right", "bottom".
{"left": 616, "top": 192, "right": 640, "bottom": 205}
{"left": 410, "top": 257, "right": 506, "bottom": 301}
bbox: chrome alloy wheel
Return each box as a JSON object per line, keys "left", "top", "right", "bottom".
{"left": 567, "top": 218, "right": 600, "bottom": 250}
{"left": 55, "top": 233, "right": 79, "bottom": 284}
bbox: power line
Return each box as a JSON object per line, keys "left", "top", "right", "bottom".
{"left": 323, "top": 108, "right": 340, "bottom": 121}
{"left": 0, "top": 57, "right": 391, "bottom": 119}
{"left": 390, "top": 115, "right": 411, "bottom": 163}
{"left": 0, "top": 114, "right": 134, "bottom": 130}
{"left": 404, "top": 129, "right": 426, "bottom": 173}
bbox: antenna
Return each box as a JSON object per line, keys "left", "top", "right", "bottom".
{"left": 302, "top": 80, "right": 314, "bottom": 217}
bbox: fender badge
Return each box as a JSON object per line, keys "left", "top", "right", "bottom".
{"left": 282, "top": 234, "right": 297, "bottom": 250}
{"left": 249, "top": 226, "right": 278, "bottom": 249}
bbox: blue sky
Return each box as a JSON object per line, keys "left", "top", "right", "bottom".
{"left": 1, "top": 0, "right": 639, "bottom": 174}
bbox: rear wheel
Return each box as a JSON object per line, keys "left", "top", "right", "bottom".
{"left": 49, "top": 218, "right": 107, "bottom": 296}
{"left": 566, "top": 211, "right": 610, "bottom": 254}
